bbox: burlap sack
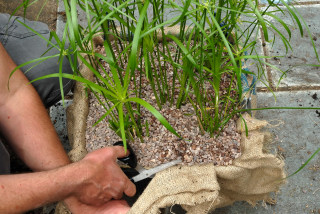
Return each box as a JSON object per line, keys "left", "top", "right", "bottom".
{"left": 65, "top": 35, "right": 104, "bottom": 163}
{"left": 54, "top": 37, "right": 99, "bottom": 214}
{"left": 55, "top": 35, "right": 285, "bottom": 214}
{"left": 127, "top": 113, "right": 285, "bottom": 214}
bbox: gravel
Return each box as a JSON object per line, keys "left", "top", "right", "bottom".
{"left": 85, "top": 43, "right": 242, "bottom": 168}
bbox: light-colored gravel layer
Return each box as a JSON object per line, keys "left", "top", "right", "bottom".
{"left": 86, "top": 98, "right": 241, "bottom": 168}
{"left": 85, "top": 44, "right": 241, "bottom": 168}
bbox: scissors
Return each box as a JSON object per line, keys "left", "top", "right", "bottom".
{"left": 113, "top": 141, "right": 182, "bottom": 205}
{"left": 114, "top": 141, "right": 182, "bottom": 183}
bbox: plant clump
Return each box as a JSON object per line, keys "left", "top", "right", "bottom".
{"left": 86, "top": 99, "right": 241, "bottom": 167}
{"left": 24, "top": 0, "right": 311, "bottom": 164}
{"left": 86, "top": 43, "right": 241, "bottom": 166}
{"left": 84, "top": 39, "right": 242, "bottom": 166}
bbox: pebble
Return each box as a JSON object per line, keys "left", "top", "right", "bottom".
{"left": 84, "top": 43, "right": 242, "bottom": 169}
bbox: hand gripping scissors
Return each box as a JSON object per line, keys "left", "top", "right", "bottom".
{"left": 113, "top": 141, "right": 182, "bottom": 205}
{"left": 114, "top": 141, "right": 182, "bottom": 183}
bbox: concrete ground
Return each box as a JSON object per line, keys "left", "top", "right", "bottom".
{"left": 1, "top": 0, "right": 319, "bottom": 213}
{"left": 214, "top": 91, "right": 320, "bottom": 213}
{"left": 213, "top": 2, "right": 320, "bottom": 213}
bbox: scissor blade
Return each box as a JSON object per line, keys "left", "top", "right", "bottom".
{"left": 134, "top": 164, "right": 145, "bottom": 173}
{"left": 131, "top": 159, "right": 182, "bottom": 183}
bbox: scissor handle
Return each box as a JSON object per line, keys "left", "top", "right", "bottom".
{"left": 113, "top": 141, "right": 137, "bottom": 169}
{"left": 121, "top": 167, "right": 138, "bottom": 182}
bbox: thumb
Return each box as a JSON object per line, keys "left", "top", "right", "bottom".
{"left": 112, "top": 145, "right": 130, "bottom": 159}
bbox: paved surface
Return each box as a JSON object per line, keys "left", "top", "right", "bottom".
{"left": 2, "top": 0, "right": 319, "bottom": 213}
{"left": 214, "top": 1, "right": 320, "bottom": 213}
{"left": 214, "top": 90, "right": 320, "bottom": 213}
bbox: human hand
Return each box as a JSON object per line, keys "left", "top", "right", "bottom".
{"left": 72, "top": 146, "right": 136, "bottom": 206}
{"left": 65, "top": 197, "right": 130, "bottom": 214}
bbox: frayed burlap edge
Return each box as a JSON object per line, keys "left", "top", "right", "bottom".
{"left": 55, "top": 35, "right": 285, "bottom": 214}
{"left": 127, "top": 113, "right": 285, "bottom": 214}
{"left": 54, "top": 36, "right": 104, "bottom": 214}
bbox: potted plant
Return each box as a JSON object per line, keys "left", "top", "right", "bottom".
{"left": 13, "top": 0, "right": 319, "bottom": 213}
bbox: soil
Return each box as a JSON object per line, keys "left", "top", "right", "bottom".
{"left": 85, "top": 43, "right": 242, "bottom": 168}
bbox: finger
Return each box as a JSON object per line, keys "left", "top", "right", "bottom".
{"left": 110, "top": 188, "right": 123, "bottom": 200}
{"left": 114, "top": 200, "right": 129, "bottom": 207}
{"left": 113, "top": 193, "right": 123, "bottom": 200}
{"left": 104, "top": 200, "right": 130, "bottom": 213}
{"left": 123, "top": 179, "right": 136, "bottom": 197}
{"left": 103, "top": 195, "right": 113, "bottom": 203}
{"left": 112, "top": 145, "right": 130, "bottom": 159}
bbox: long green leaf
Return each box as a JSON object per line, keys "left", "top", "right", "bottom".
{"left": 125, "top": 0, "right": 150, "bottom": 92}
{"left": 29, "top": 73, "right": 118, "bottom": 99}
{"left": 169, "top": 0, "right": 192, "bottom": 27}
{"left": 166, "top": 35, "right": 200, "bottom": 70}
{"left": 280, "top": 0, "right": 303, "bottom": 37}
{"left": 125, "top": 97, "right": 181, "bottom": 139}
{"left": 117, "top": 103, "right": 127, "bottom": 152}
{"left": 287, "top": 147, "right": 320, "bottom": 179}
{"left": 247, "top": 0, "right": 269, "bottom": 41}
{"left": 16, "top": 20, "right": 58, "bottom": 49}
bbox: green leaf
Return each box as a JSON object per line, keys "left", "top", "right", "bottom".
{"left": 166, "top": 35, "right": 200, "bottom": 71}
{"left": 93, "top": 103, "right": 119, "bottom": 127}
{"left": 16, "top": 20, "right": 58, "bottom": 49}
{"left": 117, "top": 103, "right": 127, "bottom": 152}
{"left": 169, "top": 0, "right": 192, "bottom": 27}
{"left": 126, "top": 0, "right": 150, "bottom": 91}
{"left": 125, "top": 97, "right": 181, "bottom": 139}
{"left": 247, "top": 0, "right": 269, "bottom": 41}
{"left": 29, "top": 73, "right": 118, "bottom": 99}
{"left": 280, "top": 0, "right": 303, "bottom": 37}
{"left": 286, "top": 147, "right": 320, "bottom": 179}
{"left": 8, "top": 54, "right": 59, "bottom": 90}
{"left": 265, "top": 12, "right": 292, "bottom": 39}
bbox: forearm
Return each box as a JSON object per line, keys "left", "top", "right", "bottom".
{"left": 0, "top": 86, "right": 70, "bottom": 170}
{"left": 0, "top": 42, "right": 135, "bottom": 213}
{"left": 0, "top": 162, "right": 85, "bottom": 214}
{"left": 0, "top": 42, "right": 70, "bottom": 171}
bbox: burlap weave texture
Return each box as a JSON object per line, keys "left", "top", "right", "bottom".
{"left": 128, "top": 113, "right": 285, "bottom": 214}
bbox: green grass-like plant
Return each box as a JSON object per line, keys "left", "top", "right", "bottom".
{"left": 10, "top": 0, "right": 320, "bottom": 164}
